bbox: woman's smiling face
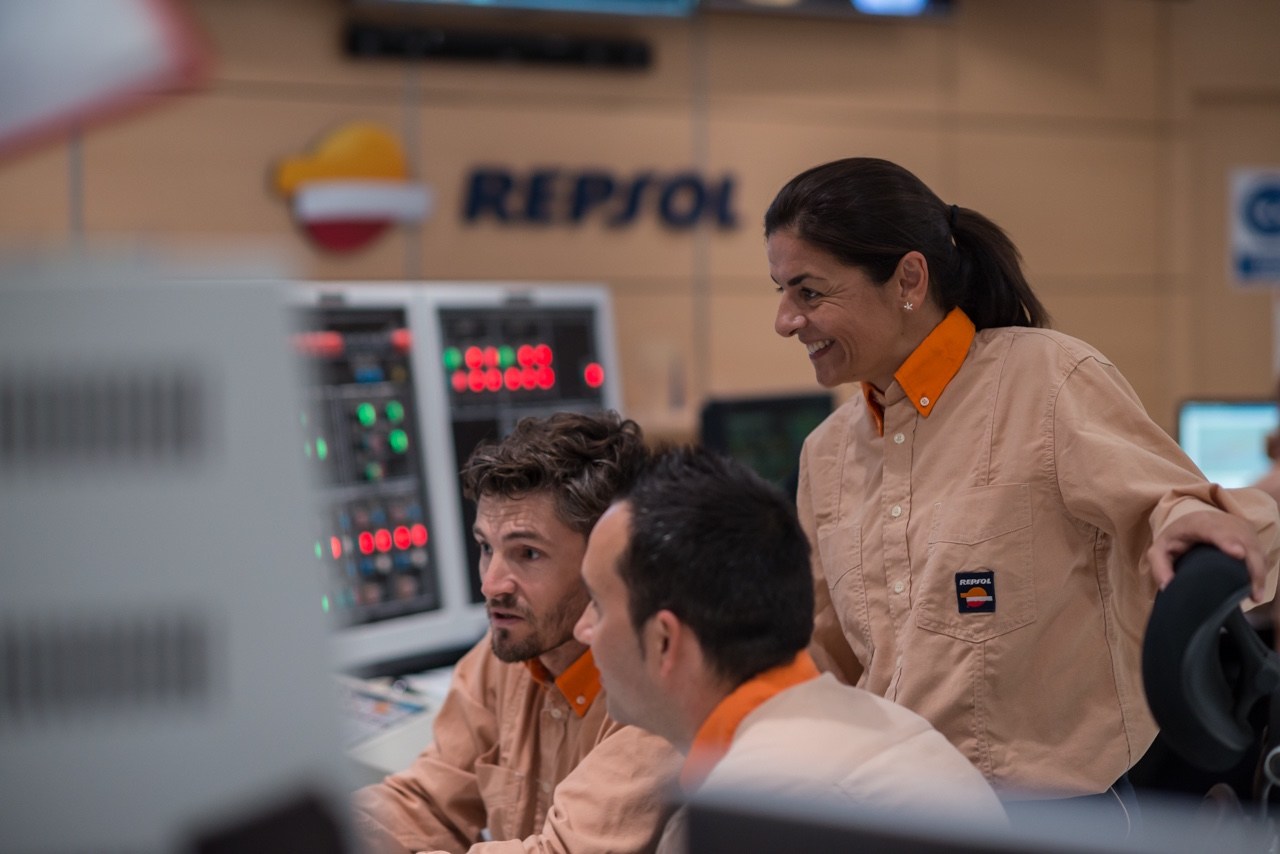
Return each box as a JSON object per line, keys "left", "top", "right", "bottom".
{"left": 769, "top": 228, "right": 915, "bottom": 391}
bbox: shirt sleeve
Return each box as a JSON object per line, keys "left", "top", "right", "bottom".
{"left": 1052, "top": 355, "right": 1280, "bottom": 582}
{"left": 350, "top": 643, "right": 495, "bottom": 854}
{"left": 435, "top": 723, "right": 681, "bottom": 854}
{"left": 797, "top": 438, "right": 864, "bottom": 686}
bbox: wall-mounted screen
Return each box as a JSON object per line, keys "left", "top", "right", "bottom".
{"left": 1176, "top": 398, "right": 1278, "bottom": 489}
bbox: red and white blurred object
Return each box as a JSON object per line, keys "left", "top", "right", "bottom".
{"left": 273, "top": 123, "right": 434, "bottom": 254}
{"left": 0, "top": 0, "right": 208, "bottom": 160}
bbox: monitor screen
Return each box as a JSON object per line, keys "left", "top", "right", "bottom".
{"left": 699, "top": 393, "right": 834, "bottom": 495}
{"left": 1175, "top": 398, "right": 1278, "bottom": 488}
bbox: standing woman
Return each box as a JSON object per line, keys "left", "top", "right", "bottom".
{"left": 768, "top": 157, "right": 1280, "bottom": 810}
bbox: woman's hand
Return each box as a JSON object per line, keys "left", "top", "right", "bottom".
{"left": 1147, "top": 510, "right": 1268, "bottom": 601}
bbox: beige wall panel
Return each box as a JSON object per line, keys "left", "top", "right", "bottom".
{"left": 952, "top": 131, "right": 1161, "bottom": 282}
{"left": 1183, "top": 99, "right": 1280, "bottom": 398}
{"left": 190, "top": 0, "right": 695, "bottom": 104}
{"left": 1170, "top": 0, "right": 1280, "bottom": 96}
{"left": 78, "top": 92, "right": 413, "bottom": 278}
{"left": 701, "top": 13, "right": 947, "bottom": 116}
{"left": 953, "top": 0, "right": 1161, "bottom": 121}
{"left": 706, "top": 290, "right": 820, "bottom": 398}
{"left": 0, "top": 142, "right": 71, "bottom": 239}
{"left": 415, "top": 102, "right": 703, "bottom": 280}
{"left": 609, "top": 289, "right": 698, "bottom": 441}
{"left": 705, "top": 120, "right": 944, "bottom": 278}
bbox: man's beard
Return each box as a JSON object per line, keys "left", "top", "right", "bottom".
{"left": 488, "top": 591, "right": 587, "bottom": 663}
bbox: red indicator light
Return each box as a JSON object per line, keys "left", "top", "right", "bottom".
{"left": 484, "top": 346, "right": 500, "bottom": 367}
{"left": 537, "top": 366, "right": 555, "bottom": 390}
{"left": 374, "top": 529, "right": 393, "bottom": 552}
{"left": 505, "top": 367, "right": 522, "bottom": 390}
{"left": 534, "top": 344, "right": 553, "bottom": 366}
{"left": 390, "top": 328, "right": 412, "bottom": 352}
{"left": 517, "top": 344, "right": 534, "bottom": 367}
{"left": 485, "top": 368, "right": 502, "bottom": 391}
{"left": 291, "top": 331, "right": 345, "bottom": 358}
{"left": 469, "top": 370, "right": 486, "bottom": 392}
{"left": 584, "top": 362, "right": 605, "bottom": 388}
{"left": 465, "top": 346, "right": 483, "bottom": 369}
{"left": 410, "top": 524, "right": 429, "bottom": 547}
{"left": 451, "top": 370, "right": 468, "bottom": 392}
{"left": 393, "top": 526, "right": 412, "bottom": 550}
{"left": 521, "top": 366, "right": 537, "bottom": 390}
{"left": 330, "top": 536, "right": 343, "bottom": 559}
{"left": 358, "top": 531, "right": 376, "bottom": 555}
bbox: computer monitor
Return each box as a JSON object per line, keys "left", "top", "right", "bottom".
{"left": 699, "top": 392, "right": 835, "bottom": 495}
{"left": 1175, "top": 398, "right": 1278, "bottom": 488}
{"left": 0, "top": 254, "right": 352, "bottom": 852}
{"left": 293, "top": 282, "right": 621, "bottom": 677}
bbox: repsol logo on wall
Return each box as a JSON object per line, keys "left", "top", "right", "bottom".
{"left": 463, "top": 167, "right": 738, "bottom": 229}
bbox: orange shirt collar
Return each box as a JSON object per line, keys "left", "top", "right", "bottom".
{"left": 860, "top": 307, "right": 975, "bottom": 436}
{"left": 679, "top": 651, "right": 820, "bottom": 791}
{"left": 524, "top": 647, "right": 601, "bottom": 719}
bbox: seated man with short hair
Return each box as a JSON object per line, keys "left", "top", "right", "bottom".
{"left": 574, "top": 446, "right": 1005, "bottom": 852}
{"left": 352, "top": 411, "right": 681, "bottom": 854}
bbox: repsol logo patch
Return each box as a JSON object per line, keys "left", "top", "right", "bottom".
{"left": 955, "top": 570, "right": 995, "bottom": 613}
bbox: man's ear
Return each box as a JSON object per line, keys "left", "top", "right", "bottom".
{"left": 648, "top": 609, "right": 686, "bottom": 679}
{"left": 895, "top": 250, "right": 930, "bottom": 308}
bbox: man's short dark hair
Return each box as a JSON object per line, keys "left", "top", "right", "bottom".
{"left": 460, "top": 410, "right": 648, "bottom": 535}
{"left": 617, "top": 445, "right": 814, "bottom": 687}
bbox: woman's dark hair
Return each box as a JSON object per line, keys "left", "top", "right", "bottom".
{"left": 764, "top": 157, "right": 1049, "bottom": 330}
{"left": 461, "top": 410, "right": 648, "bottom": 536}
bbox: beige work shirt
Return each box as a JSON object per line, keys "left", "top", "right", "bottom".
{"left": 799, "top": 317, "right": 1280, "bottom": 798}
{"left": 351, "top": 637, "right": 680, "bottom": 853}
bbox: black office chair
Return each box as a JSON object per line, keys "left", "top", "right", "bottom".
{"left": 1141, "top": 545, "right": 1280, "bottom": 813}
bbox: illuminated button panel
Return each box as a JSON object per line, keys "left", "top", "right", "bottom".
{"left": 295, "top": 306, "right": 442, "bottom": 626}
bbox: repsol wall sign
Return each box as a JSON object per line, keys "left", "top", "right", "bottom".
{"left": 463, "top": 167, "right": 739, "bottom": 229}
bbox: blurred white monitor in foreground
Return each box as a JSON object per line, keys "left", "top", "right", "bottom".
{"left": 1176, "top": 398, "right": 1278, "bottom": 488}
{"left": 0, "top": 254, "right": 353, "bottom": 852}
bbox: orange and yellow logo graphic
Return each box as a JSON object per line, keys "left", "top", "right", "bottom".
{"left": 272, "top": 123, "right": 433, "bottom": 253}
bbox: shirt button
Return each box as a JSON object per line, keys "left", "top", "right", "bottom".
{"left": 893, "top": 432, "right": 905, "bottom": 444}
{"left": 919, "top": 396, "right": 930, "bottom": 407}
{"left": 575, "top": 695, "right": 586, "bottom": 706}
{"left": 893, "top": 581, "right": 904, "bottom": 594}
{"left": 541, "top": 782, "right": 552, "bottom": 794}
{"left": 550, "top": 708, "right": 563, "bottom": 720}
{"left": 890, "top": 504, "right": 902, "bottom": 518}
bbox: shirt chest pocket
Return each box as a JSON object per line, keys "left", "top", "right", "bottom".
{"left": 916, "top": 483, "right": 1036, "bottom": 643}
{"left": 816, "top": 522, "right": 872, "bottom": 655}
{"left": 475, "top": 747, "right": 530, "bottom": 840}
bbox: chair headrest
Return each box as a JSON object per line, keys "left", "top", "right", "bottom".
{"left": 1142, "top": 544, "right": 1280, "bottom": 772}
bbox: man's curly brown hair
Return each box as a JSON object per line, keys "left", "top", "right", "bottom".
{"left": 460, "top": 410, "right": 649, "bottom": 535}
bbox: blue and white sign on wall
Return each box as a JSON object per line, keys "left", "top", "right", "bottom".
{"left": 1231, "top": 168, "right": 1280, "bottom": 286}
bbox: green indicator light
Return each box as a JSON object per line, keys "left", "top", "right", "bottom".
{"left": 499, "top": 345, "right": 516, "bottom": 368}
{"left": 303, "top": 441, "right": 312, "bottom": 458}
{"left": 316, "top": 437, "right": 329, "bottom": 460}
{"left": 321, "top": 595, "right": 330, "bottom": 614}
{"left": 389, "top": 428, "right": 409, "bottom": 454}
{"left": 356, "top": 402, "right": 377, "bottom": 427}
{"left": 314, "top": 541, "right": 323, "bottom": 559}
{"left": 386, "top": 400, "right": 405, "bottom": 423}
{"left": 365, "top": 462, "right": 383, "bottom": 481}
{"left": 443, "top": 347, "right": 463, "bottom": 370}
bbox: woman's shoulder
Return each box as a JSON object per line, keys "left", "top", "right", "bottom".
{"left": 975, "top": 325, "right": 1116, "bottom": 371}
